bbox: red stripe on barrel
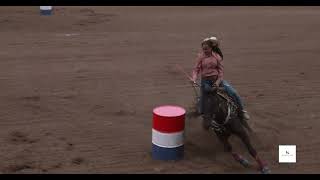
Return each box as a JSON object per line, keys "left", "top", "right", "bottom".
{"left": 152, "top": 105, "right": 185, "bottom": 133}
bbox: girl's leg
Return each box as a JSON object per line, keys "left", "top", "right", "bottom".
{"left": 222, "top": 80, "right": 244, "bottom": 110}
{"left": 222, "top": 80, "right": 250, "bottom": 120}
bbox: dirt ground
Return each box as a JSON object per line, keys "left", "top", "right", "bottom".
{"left": 0, "top": 6, "right": 320, "bottom": 174}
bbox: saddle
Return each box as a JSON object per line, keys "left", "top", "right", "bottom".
{"left": 207, "top": 86, "right": 237, "bottom": 108}
{"left": 217, "top": 89, "right": 238, "bottom": 108}
{"left": 213, "top": 87, "right": 240, "bottom": 117}
{"left": 204, "top": 84, "right": 248, "bottom": 133}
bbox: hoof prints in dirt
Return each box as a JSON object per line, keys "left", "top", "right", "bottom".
{"left": 51, "top": 163, "right": 63, "bottom": 169}
{"left": 66, "top": 142, "right": 74, "bottom": 151}
{"left": 8, "top": 131, "right": 38, "bottom": 144}
{"left": 256, "top": 94, "right": 264, "bottom": 98}
{"left": 3, "top": 163, "right": 59, "bottom": 173}
{"left": 79, "top": 8, "right": 116, "bottom": 17}
{"left": 3, "top": 164, "right": 34, "bottom": 173}
{"left": 114, "top": 110, "right": 136, "bottom": 116}
{"left": 61, "top": 95, "right": 75, "bottom": 100}
{"left": 20, "top": 95, "right": 40, "bottom": 102}
{"left": 57, "top": 136, "right": 75, "bottom": 151}
{"left": 74, "top": 9, "right": 116, "bottom": 26}
{"left": 71, "top": 157, "right": 85, "bottom": 165}
{"left": 19, "top": 95, "right": 41, "bottom": 111}
{"left": 0, "top": 19, "right": 10, "bottom": 23}
{"left": 79, "top": 8, "right": 96, "bottom": 15}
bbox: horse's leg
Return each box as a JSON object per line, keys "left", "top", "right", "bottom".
{"left": 214, "top": 130, "right": 250, "bottom": 168}
{"left": 231, "top": 121, "right": 270, "bottom": 173}
{"left": 241, "top": 118, "right": 254, "bottom": 133}
{"left": 214, "top": 130, "right": 232, "bottom": 152}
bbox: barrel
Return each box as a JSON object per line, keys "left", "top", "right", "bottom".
{"left": 40, "top": 6, "right": 53, "bottom": 16}
{"left": 152, "top": 105, "right": 186, "bottom": 160}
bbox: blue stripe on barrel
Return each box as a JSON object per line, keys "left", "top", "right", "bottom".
{"left": 152, "top": 143, "right": 184, "bottom": 160}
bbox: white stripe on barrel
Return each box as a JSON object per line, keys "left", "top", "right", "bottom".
{"left": 152, "top": 129, "right": 184, "bottom": 148}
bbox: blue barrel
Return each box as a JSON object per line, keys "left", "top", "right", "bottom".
{"left": 40, "top": 6, "right": 53, "bottom": 16}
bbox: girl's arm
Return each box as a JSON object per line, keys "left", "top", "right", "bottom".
{"left": 191, "top": 54, "right": 202, "bottom": 82}
{"left": 215, "top": 54, "right": 224, "bottom": 86}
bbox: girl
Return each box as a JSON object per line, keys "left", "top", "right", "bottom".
{"left": 191, "top": 37, "right": 250, "bottom": 129}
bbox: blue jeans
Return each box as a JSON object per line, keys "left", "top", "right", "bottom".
{"left": 222, "top": 80, "right": 244, "bottom": 110}
{"left": 199, "top": 79, "right": 244, "bottom": 114}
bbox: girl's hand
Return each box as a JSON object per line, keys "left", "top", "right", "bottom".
{"left": 190, "top": 79, "right": 197, "bottom": 85}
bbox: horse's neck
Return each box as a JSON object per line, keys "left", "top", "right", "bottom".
{"left": 215, "top": 96, "right": 229, "bottom": 120}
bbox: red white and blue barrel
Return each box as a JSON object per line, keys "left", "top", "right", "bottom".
{"left": 152, "top": 105, "right": 186, "bottom": 160}
{"left": 40, "top": 6, "right": 53, "bottom": 16}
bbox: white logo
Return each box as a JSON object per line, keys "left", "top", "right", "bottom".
{"left": 279, "top": 145, "right": 296, "bottom": 163}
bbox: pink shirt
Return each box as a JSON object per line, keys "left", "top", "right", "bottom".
{"left": 192, "top": 52, "right": 224, "bottom": 80}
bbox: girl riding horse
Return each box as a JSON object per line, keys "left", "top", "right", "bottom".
{"left": 190, "top": 37, "right": 270, "bottom": 174}
{"left": 191, "top": 37, "right": 250, "bottom": 130}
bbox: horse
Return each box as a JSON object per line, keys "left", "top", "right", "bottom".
{"left": 201, "top": 85, "right": 271, "bottom": 174}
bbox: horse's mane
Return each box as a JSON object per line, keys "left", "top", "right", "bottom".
{"left": 208, "top": 91, "right": 230, "bottom": 124}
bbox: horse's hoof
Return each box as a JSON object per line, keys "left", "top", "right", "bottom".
{"left": 239, "top": 159, "right": 251, "bottom": 168}
{"left": 261, "top": 166, "right": 271, "bottom": 174}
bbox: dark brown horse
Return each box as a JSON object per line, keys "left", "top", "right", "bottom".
{"left": 202, "top": 85, "right": 270, "bottom": 174}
